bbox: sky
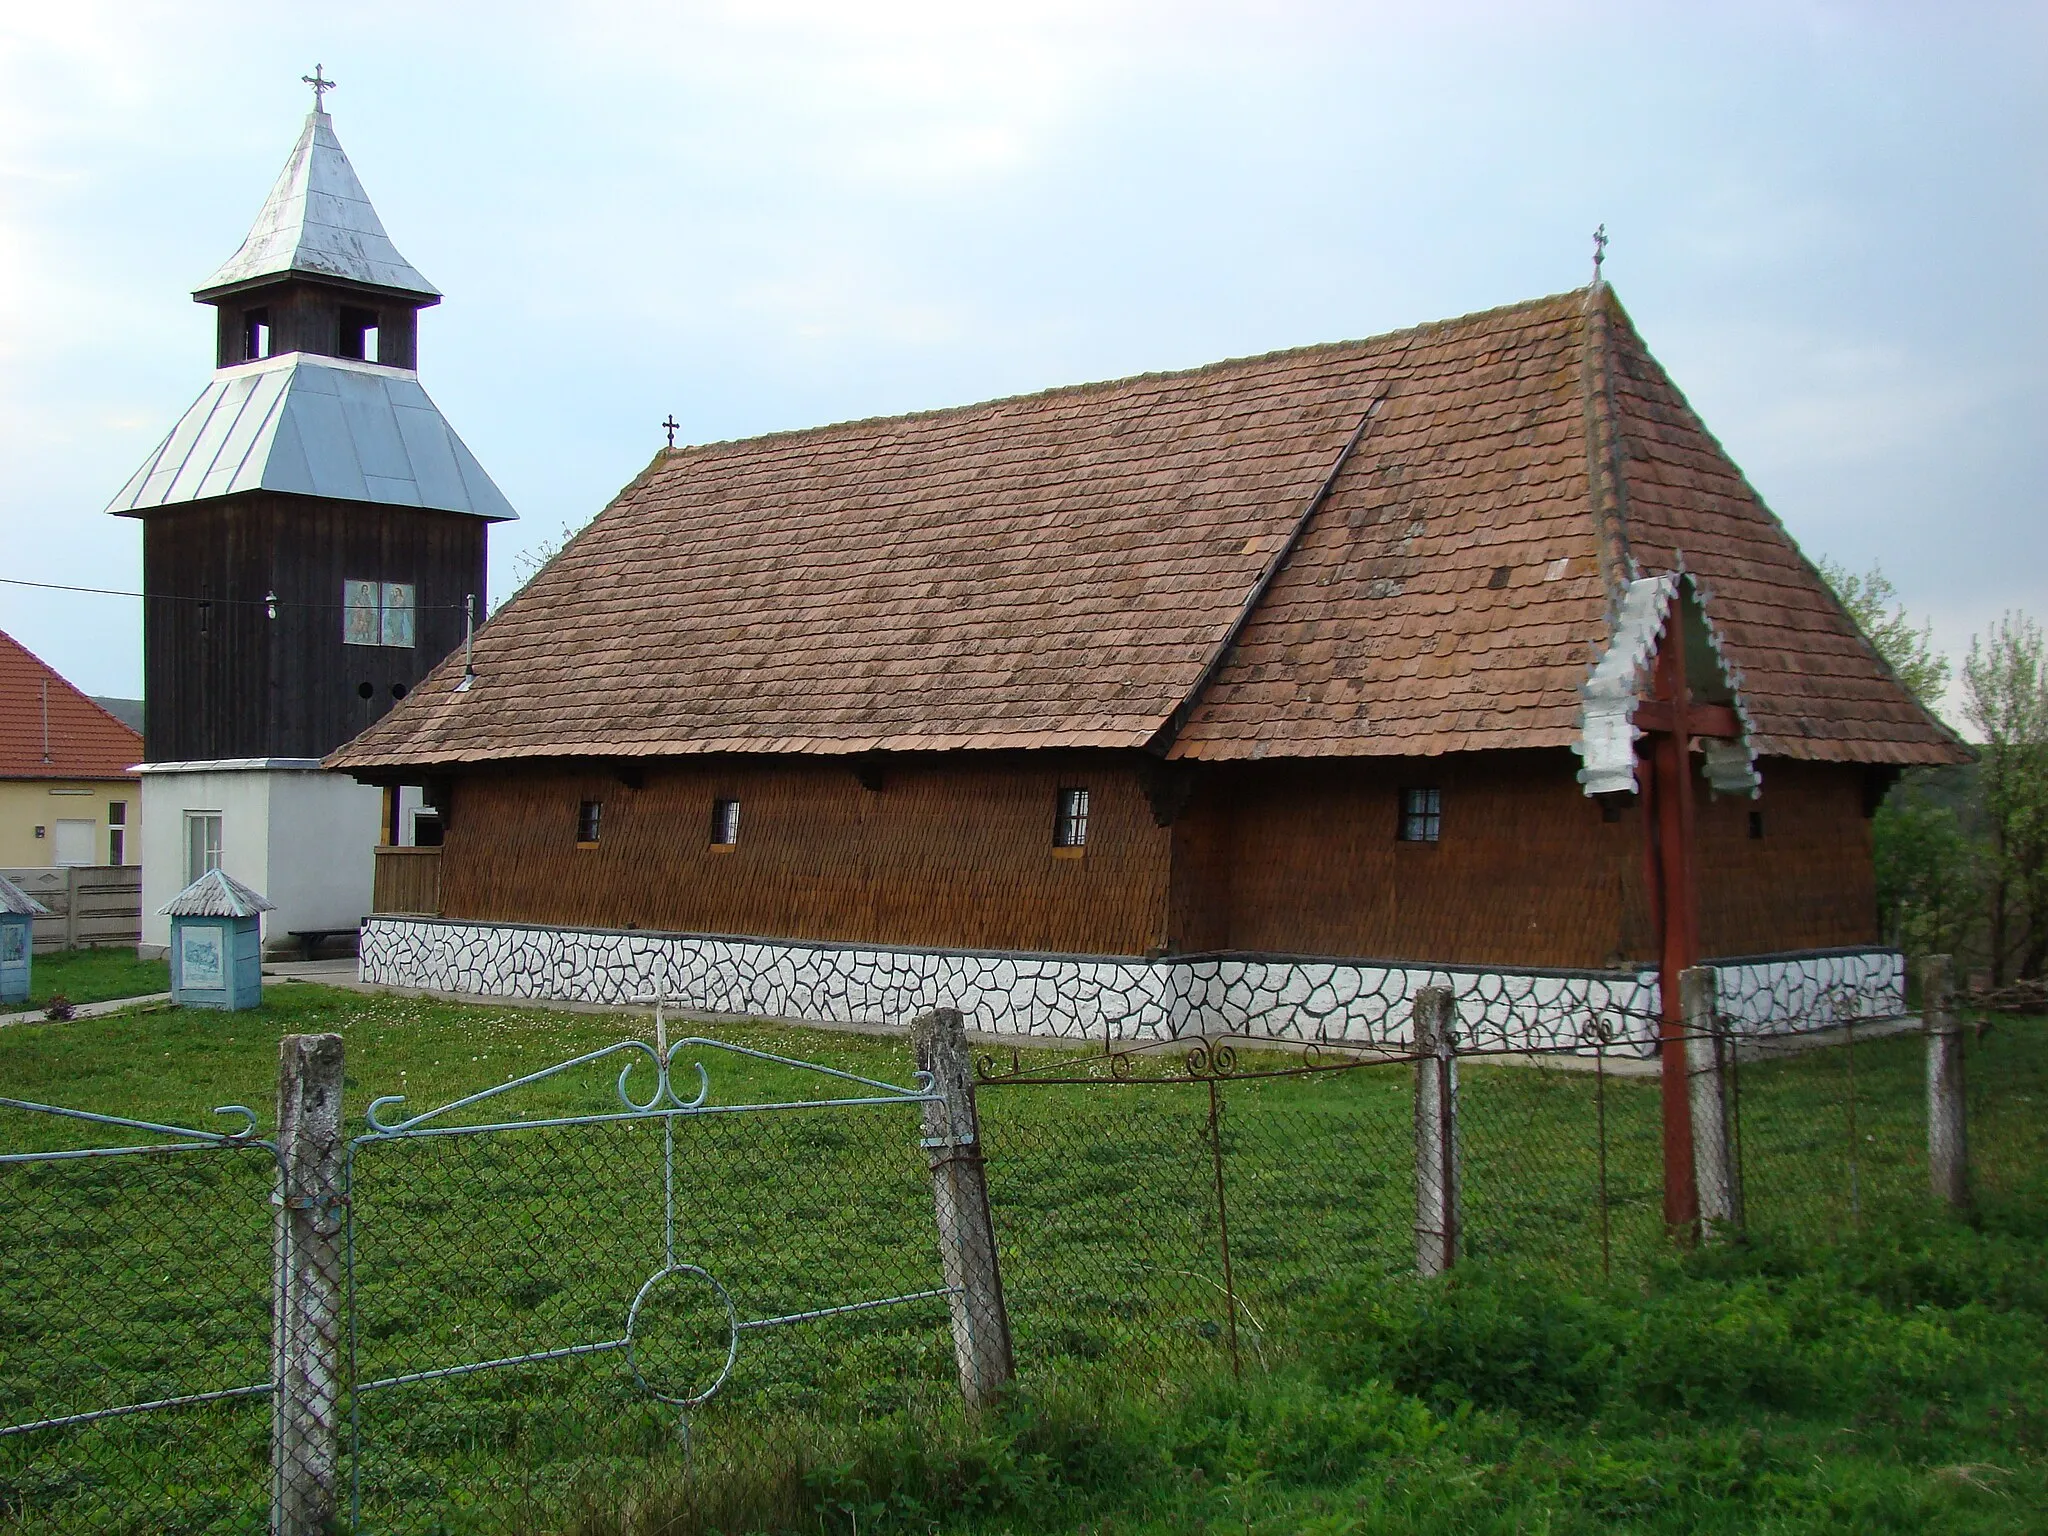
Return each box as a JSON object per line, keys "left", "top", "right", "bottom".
{"left": 1, "top": 1, "right": 2041, "bottom": 716}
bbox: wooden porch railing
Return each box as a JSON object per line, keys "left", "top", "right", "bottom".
{"left": 372, "top": 846, "right": 441, "bottom": 916}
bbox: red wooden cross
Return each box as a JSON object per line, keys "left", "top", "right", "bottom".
{"left": 1635, "top": 615, "right": 1736, "bottom": 1237}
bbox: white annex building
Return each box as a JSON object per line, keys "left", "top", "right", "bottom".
{"left": 114, "top": 83, "right": 513, "bottom": 956}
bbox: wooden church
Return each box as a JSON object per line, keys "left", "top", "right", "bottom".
{"left": 328, "top": 276, "right": 1964, "bottom": 1044}
{"left": 113, "top": 79, "right": 515, "bottom": 956}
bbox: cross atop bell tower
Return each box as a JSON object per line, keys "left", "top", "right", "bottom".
{"left": 302, "top": 64, "right": 336, "bottom": 112}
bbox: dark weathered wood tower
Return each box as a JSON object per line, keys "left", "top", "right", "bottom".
{"left": 110, "top": 88, "right": 516, "bottom": 763}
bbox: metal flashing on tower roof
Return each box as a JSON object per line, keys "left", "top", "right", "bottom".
{"left": 106, "top": 353, "right": 517, "bottom": 522}
{"left": 160, "top": 868, "right": 277, "bottom": 919}
{"left": 195, "top": 109, "right": 440, "bottom": 302}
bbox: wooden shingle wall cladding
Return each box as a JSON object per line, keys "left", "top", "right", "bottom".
{"left": 429, "top": 748, "right": 1881, "bottom": 967}
{"left": 1695, "top": 758, "right": 1878, "bottom": 957}
{"left": 1194, "top": 752, "right": 1877, "bottom": 967}
{"left": 435, "top": 755, "right": 1173, "bottom": 956}
{"left": 1193, "top": 751, "right": 1641, "bottom": 968}
{"left": 142, "top": 493, "right": 485, "bottom": 762}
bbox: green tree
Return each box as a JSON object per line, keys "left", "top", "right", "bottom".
{"left": 1962, "top": 613, "right": 2048, "bottom": 983}
{"left": 1872, "top": 785, "right": 1976, "bottom": 958}
{"left": 1816, "top": 559, "right": 1977, "bottom": 967}
{"left": 1815, "top": 558, "right": 1951, "bottom": 710}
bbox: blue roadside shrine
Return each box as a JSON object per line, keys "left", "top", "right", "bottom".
{"left": 0, "top": 874, "right": 51, "bottom": 1006}
{"left": 163, "top": 869, "right": 276, "bottom": 1011}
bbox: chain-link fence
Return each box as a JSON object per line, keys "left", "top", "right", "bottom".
{"left": 3, "top": 967, "right": 2043, "bottom": 1530}
{"left": 1960, "top": 985, "right": 2048, "bottom": 1206}
{"left": 342, "top": 1029, "right": 964, "bottom": 1534}
{"left": 0, "top": 1099, "right": 277, "bottom": 1533}
{"left": 2, "top": 1025, "right": 975, "bottom": 1535}
{"left": 977, "top": 974, "right": 2046, "bottom": 1386}
{"left": 979, "top": 1046, "right": 1417, "bottom": 1381}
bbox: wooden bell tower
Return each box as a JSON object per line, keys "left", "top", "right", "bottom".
{"left": 110, "top": 75, "right": 516, "bottom": 957}
{"left": 109, "top": 74, "right": 516, "bottom": 764}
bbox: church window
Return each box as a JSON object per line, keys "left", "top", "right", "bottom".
{"left": 710, "top": 798, "right": 741, "bottom": 848}
{"left": 243, "top": 309, "right": 271, "bottom": 360}
{"left": 339, "top": 306, "right": 380, "bottom": 362}
{"left": 1398, "top": 787, "right": 1441, "bottom": 843}
{"left": 344, "top": 581, "right": 416, "bottom": 647}
{"left": 185, "top": 812, "right": 223, "bottom": 884}
{"left": 1054, "top": 787, "right": 1090, "bottom": 849}
{"left": 576, "top": 800, "right": 602, "bottom": 845}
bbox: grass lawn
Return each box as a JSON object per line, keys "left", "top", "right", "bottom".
{"left": 21, "top": 947, "right": 170, "bottom": 1010}
{"left": 0, "top": 984, "right": 2042, "bottom": 1533}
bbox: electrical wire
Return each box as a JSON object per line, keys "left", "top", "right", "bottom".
{"left": 0, "top": 574, "right": 473, "bottom": 613}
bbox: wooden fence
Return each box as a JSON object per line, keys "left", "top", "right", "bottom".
{"left": 0, "top": 865, "right": 143, "bottom": 952}
{"left": 371, "top": 847, "right": 441, "bottom": 917}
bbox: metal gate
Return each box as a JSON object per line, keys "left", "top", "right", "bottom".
{"left": 340, "top": 1013, "right": 961, "bottom": 1531}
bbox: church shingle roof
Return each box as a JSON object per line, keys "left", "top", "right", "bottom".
{"left": 327, "top": 287, "right": 1965, "bottom": 776}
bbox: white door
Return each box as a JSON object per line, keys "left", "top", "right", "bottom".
{"left": 52, "top": 819, "right": 96, "bottom": 867}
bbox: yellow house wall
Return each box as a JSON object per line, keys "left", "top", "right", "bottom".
{"left": 0, "top": 779, "right": 139, "bottom": 867}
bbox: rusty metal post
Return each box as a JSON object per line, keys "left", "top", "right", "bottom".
{"left": 271, "top": 1033, "right": 345, "bottom": 1536}
{"left": 1412, "top": 987, "right": 1459, "bottom": 1277}
{"left": 1684, "top": 967, "right": 1739, "bottom": 1237}
{"left": 1203, "top": 1074, "right": 1242, "bottom": 1379}
{"left": 1923, "top": 955, "right": 1970, "bottom": 1210}
{"left": 911, "top": 1008, "right": 1013, "bottom": 1412}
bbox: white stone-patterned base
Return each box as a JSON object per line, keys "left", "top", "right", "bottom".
{"left": 360, "top": 918, "right": 1906, "bottom": 1055}
{"left": 1710, "top": 948, "right": 1905, "bottom": 1034}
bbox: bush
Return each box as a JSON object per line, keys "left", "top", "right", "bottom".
{"left": 1312, "top": 1267, "right": 1622, "bottom": 1419}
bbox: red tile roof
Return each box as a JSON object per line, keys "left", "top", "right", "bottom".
{"left": 329, "top": 287, "right": 1965, "bottom": 775}
{"left": 0, "top": 629, "right": 142, "bottom": 780}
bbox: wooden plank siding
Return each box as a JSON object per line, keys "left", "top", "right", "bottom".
{"left": 212, "top": 278, "right": 423, "bottom": 370}
{"left": 372, "top": 846, "right": 442, "bottom": 916}
{"left": 422, "top": 749, "right": 1880, "bottom": 967}
{"left": 142, "top": 492, "right": 485, "bottom": 763}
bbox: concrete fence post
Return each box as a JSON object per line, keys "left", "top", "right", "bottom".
{"left": 1922, "top": 955, "right": 1969, "bottom": 1211}
{"left": 271, "top": 1033, "right": 346, "bottom": 1536}
{"left": 910, "top": 1007, "right": 1013, "bottom": 1413}
{"left": 1412, "top": 987, "right": 1459, "bottom": 1277}
{"left": 63, "top": 866, "right": 80, "bottom": 951}
{"left": 1683, "top": 966, "right": 1740, "bottom": 1237}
